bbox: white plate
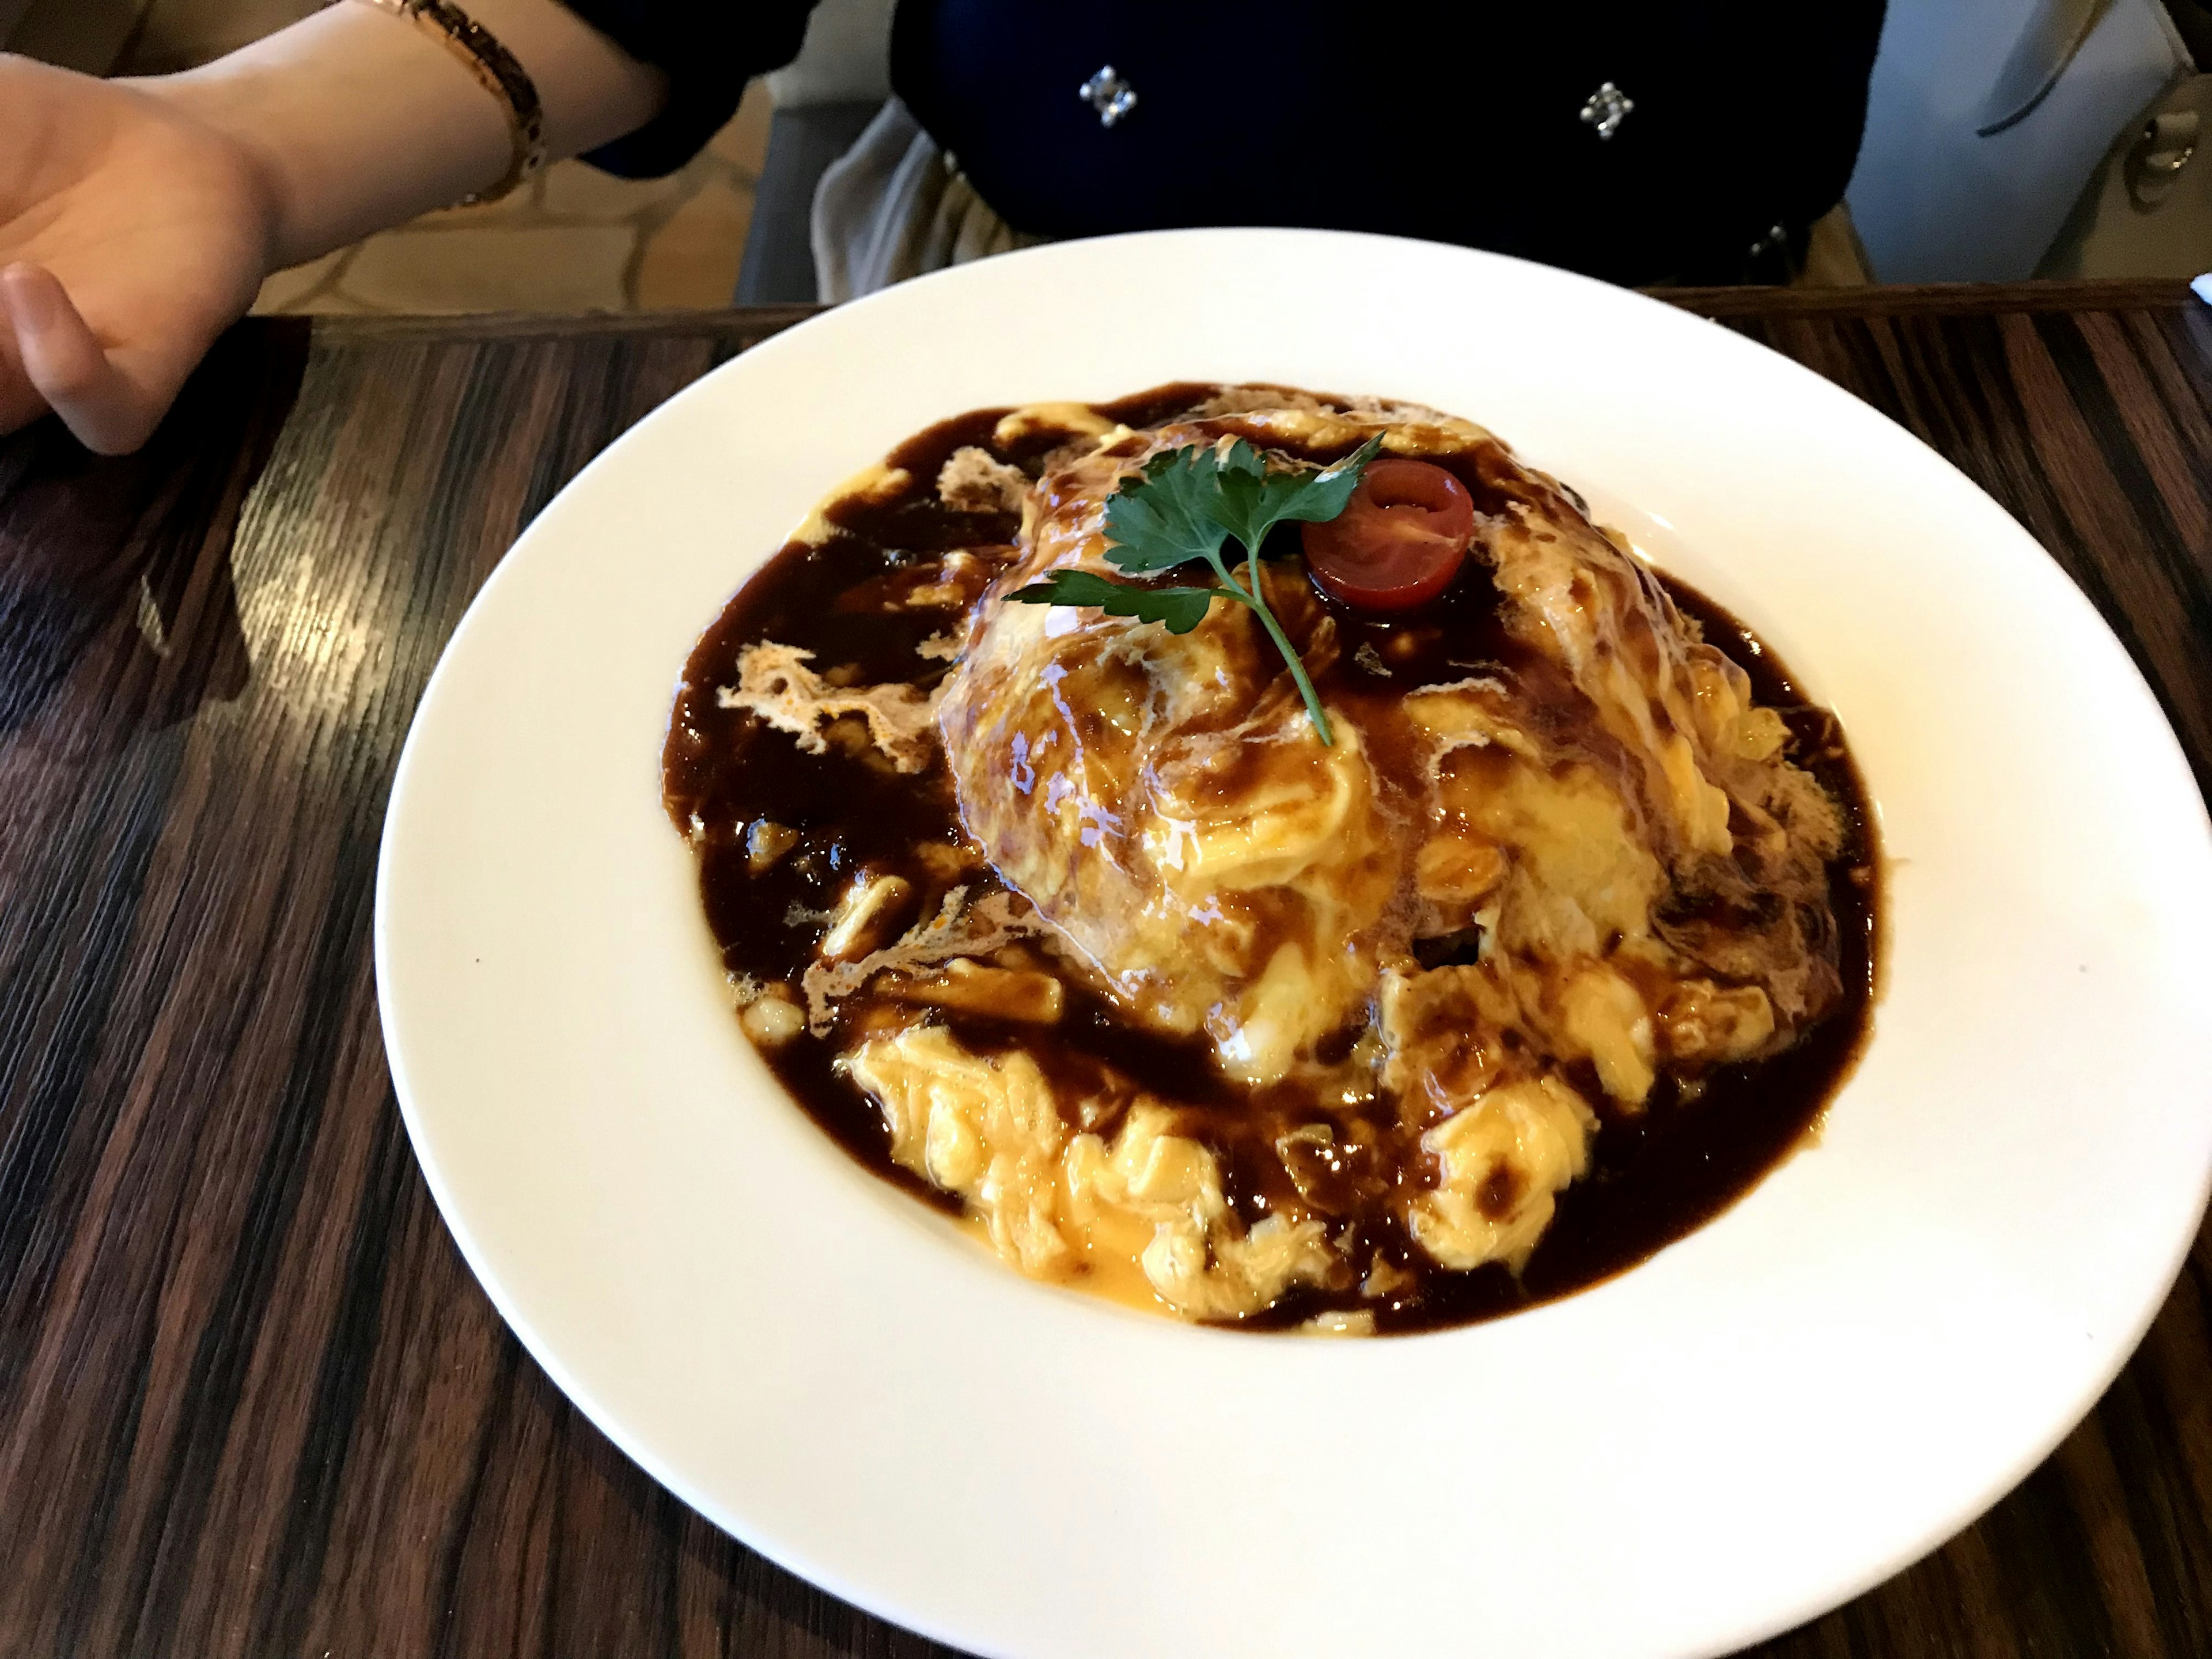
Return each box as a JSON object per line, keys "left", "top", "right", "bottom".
{"left": 375, "top": 230, "right": 2212, "bottom": 1658}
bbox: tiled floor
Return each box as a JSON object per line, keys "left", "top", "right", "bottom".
{"left": 252, "top": 81, "right": 772, "bottom": 316}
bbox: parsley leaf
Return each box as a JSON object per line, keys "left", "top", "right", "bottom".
{"left": 1200, "top": 433, "right": 1384, "bottom": 562}
{"left": 1007, "top": 570, "right": 1218, "bottom": 634}
{"left": 1098, "top": 448, "right": 1234, "bottom": 574}
{"left": 1007, "top": 433, "right": 1386, "bottom": 746}
{"left": 1097, "top": 435, "right": 1382, "bottom": 578}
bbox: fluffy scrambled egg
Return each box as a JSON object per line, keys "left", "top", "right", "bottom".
{"left": 733, "top": 388, "right": 1855, "bottom": 1327}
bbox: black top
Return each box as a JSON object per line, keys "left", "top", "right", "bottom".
{"left": 564, "top": 1, "right": 1887, "bottom": 285}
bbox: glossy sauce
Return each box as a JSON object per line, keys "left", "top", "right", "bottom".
{"left": 662, "top": 387, "right": 1880, "bottom": 1333}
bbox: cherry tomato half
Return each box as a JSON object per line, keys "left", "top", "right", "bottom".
{"left": 1301, "top": 458, "right": 1475, "bottom": 612}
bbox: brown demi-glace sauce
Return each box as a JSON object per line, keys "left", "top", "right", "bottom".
{"left": 661, "top": 385, "right": 1879, "bottom": 1334}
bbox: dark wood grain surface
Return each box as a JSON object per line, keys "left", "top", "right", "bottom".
{"left": 1, "top": 284, "right": 2207, "bottom": 1658}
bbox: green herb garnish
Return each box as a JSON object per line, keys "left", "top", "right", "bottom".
{"left": 1007, "top": 434, "right": 1382, "bottom": 744}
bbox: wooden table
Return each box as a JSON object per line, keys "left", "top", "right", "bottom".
{"left": 2, "top": 285, "right": 2208, "bottom": 1658}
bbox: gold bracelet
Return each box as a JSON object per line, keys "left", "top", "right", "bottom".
{"left": 351, "top": 0, "right": 547, "bottom": 205}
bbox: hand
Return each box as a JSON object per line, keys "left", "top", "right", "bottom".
{"left": 0, "top": 55, "right": 277, "bottom": 455}
{"left": 0, "top": 1, "right": 662, "bottom": 456}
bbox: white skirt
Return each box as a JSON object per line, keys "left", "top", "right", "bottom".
{"left": 809, "top": 97, "right": 1044, "bottom": 303}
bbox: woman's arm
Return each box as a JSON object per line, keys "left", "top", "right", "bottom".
{"left": 162, "top": 1, "right": 666, "bottom": 267}
{"left": 0, "top": 0, "right": 666, "bottom": 453}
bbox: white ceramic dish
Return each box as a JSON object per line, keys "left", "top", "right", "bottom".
{"left": 375, "top": 229, "right": 2212, "bottom": 1658}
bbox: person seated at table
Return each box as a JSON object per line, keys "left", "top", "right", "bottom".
{"left": 0, "top": 0, "right": 1885, "bottom": 456}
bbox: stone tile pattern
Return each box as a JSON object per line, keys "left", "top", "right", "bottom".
{"left": 253, "top": 82, "right": 771, "bottom": 316}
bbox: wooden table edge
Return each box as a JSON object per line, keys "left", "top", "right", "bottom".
{"left": 285, "top": 278, "right": 2203, "bottom": 346}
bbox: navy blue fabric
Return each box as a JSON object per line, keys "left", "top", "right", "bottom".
{"left": 561, "top": 0, "right": 1885, "bottom": 283}
{"left": 894, "top": 2, "right": 1887, "bottom": 285}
